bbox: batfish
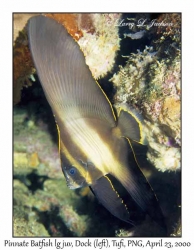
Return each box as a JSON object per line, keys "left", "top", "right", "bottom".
{"left": 28, "top": 15, "right": 166, "bottom": 229}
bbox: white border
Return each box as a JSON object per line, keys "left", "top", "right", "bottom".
{"left": 1, "top": 0, "right": 194, "bottom": 249}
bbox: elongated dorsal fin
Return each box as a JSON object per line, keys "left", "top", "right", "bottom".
{"left": 28, "top": 15, "right": 116, "bottom": 126}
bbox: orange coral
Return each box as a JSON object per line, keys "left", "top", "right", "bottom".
{"left": 13, "top": 13, "right": 101, "bottom": 105}
{"left": 45, "top": 14, "right": 96, "bottom": 40}
{"left": 156, "top": 13, "right": 181, "bottom": 36}
{"left": 78, "top": 14, "right": 95, "bottom": 34}
{"left": 45, "top": 14, "right": 83, "bottom": 41}
{"left": 160, "top": 97, "right": 180, "bottom": 124}
{"left": 29, "top": 152, "right": 39, "bottom": 168}
{"left": 13, "top": 30, "right": 35, "bottom": 105}
{"left": 154, "top": 13, "right": 181, "bottom": 48}
{"left": 13, "top": 14, "right": 38, "bottom": 105}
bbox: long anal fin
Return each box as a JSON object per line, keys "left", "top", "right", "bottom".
{"left": 90, "top": 176, "right": 133, "bottom": 224}
{"left": 112, "top": 137, "right": 166, "bottom": 230}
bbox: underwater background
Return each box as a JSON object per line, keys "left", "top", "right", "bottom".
{"left": 13, "top": 13, "right": 181, "bottom": 237}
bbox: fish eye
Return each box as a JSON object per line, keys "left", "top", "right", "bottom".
{"left": 69, "top": 167, "right": 76, "bottom": 175}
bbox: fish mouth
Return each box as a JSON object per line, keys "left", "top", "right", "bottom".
{"left": 67, "top": 181, "right": 87, "bottom": 190}
{"left": 65, "top": 173, "right": 87, "bottom": 189}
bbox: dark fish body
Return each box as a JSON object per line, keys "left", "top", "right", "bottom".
{"left": 28, "top": 16, "right": 166, "bottom": 229}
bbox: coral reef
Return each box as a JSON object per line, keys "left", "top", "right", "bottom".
{"left": 144, "top": 121, "right": 180, "bottom": 172}
{"left": 13, "top": 110, "right": 90, "bottom": 236}
{"left": 45, "top": 14, "right": 83, "bottom": 41}
{"left": 14, "top": 107, "right": 90, "bottom": 236}
{"left": 14, "top": 14, "right": 38, "bottom": 42}
{"left": 13, "top": 107, "right": 129, "bottom": 237}
{"left": 13, "top": 180, "right": 50, "bottom": 236}
{"left": 77, "top": 13, "right": 121, "bottom": 78}
{"left": 13, "top": 13, "right": 121, "bottom": 105}
{"left": 13, "top": 14, "right": 36, "bottom": 105}
{"left": 13, "top": 86, "right": 181, "bottom": 237}
{"left": 110, "top": 14, "right": 181, "bottom": 172}
{"left": 59, "top": 205, "right": 88, "bottom": 237}
{"left": 46, "top": 13, "right": 121, "bottom": 79}
{"left": 154, "top": 13, "right": 181, "bottom": 57}
{"left": 14, "top": 107, "right": 61, "bottom": 178}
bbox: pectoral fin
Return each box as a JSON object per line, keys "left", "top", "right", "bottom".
{"left": 90, "top": 175, "right": 132, "bottom": 223}
{"left": 117, "top": 104, "right": 147, "bottom": 144}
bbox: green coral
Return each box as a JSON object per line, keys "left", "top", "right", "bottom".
{"left": 13, "top": 107, "right": 124, "bottom": 237}
{"left": 13, "top": 107, "right": 92, "bottom": 236}
{"left": 14, "top": 214, "right": 50, "bottom": 237}
{"left": 14, "top": 180, "right": 49, "bottom": 237}
{"left": 59, "top": 205, "right": 89, "bottom": 237}
{"left": 13, "top": 175, "right": 90, "bottom": 236}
